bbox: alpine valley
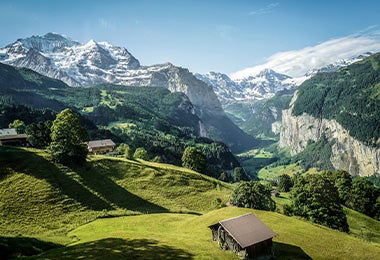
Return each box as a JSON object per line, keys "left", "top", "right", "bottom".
{"left": 1, "top": 32, "right": 380, "bottom": 259}
{"left": 1, "top": 33, "right": 380, "bottom": 177}
{"left": 0, "top": 33, "right": 256, "bottom": 153}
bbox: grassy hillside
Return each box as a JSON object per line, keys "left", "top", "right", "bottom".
{"left": 0, "top": 146, "right": 231, "bottom": 245}
{"left": 31, "top": 207, "right": 380, "bottom": 259}
{"left": 1, "top": 147, "right": 380, "bottom": 259}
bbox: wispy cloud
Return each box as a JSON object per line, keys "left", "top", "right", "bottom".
{"left": 99, "top": 18, "right": 116, "bottom": 30}
{"left": 249, "top": 2, "right": 279, "bottom": 15}
{"left": 231, "top": 27, "right": 380, "bottom": 79}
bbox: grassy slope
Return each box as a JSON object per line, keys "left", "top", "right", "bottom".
{"left": 34, "top": 207, "right": 380, "bottom": 260}
{"left": 0, "top": 146, "right": 231, "bottom": 244}
{"left": 1, "top": 147, "right": 380, "bottom": 259}
{"left": 274, "top": 193, "right": 380, "bottom": 244}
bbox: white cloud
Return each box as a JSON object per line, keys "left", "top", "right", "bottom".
{"left": 231, "top": 28, "right": 380, "bottom": 80}
{"left": 249, "top": 2, "right": 279, "bottom": 15}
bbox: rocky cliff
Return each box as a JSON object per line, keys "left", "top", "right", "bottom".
{"left": 280, "top": 91, "right": 380, "bottom": 176}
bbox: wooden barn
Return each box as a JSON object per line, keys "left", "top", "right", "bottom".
{"left": 209, "top": 213, "right": 276, "bottom": 259}
{"left": 87, "top": 139, "right": 116, "bottom": 154}
{"left": 0, "top": 128, "right": 28, "bottom": 146}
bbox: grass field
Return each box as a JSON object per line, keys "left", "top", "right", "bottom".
{"left": 1, "top": 146, "right": 380, "bottom": 259}
{"left": 30, "top": 207, "right": 380, "bottom": 259}
{"left": 0, "top": 146, "right": 231, "bottom": 245}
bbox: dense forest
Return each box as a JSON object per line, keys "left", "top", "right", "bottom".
{"left": 293, "top": 53, "right": 380, "bottom": 146}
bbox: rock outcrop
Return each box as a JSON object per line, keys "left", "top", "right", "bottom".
{"left": 280, "top": 91, "right": 380, "bottom": 176}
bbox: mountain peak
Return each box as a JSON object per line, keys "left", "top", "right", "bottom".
{"left": 85, "top": 39, "right": 98, "bottom": 46}
{"left": 16, "top": 33, "right": 80, "bottom": 53}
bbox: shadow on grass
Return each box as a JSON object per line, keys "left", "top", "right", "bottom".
{"left": 72, "top": 163, "right": 168, "bottom": 213}
{"left": 273, "top": 242, "right": 312, "bottom": 259}
{"left": 1, "top": 146, "right": 167, "bottom": 213}
{"left": 38, "top": 238, "right": 194, "bottom": 259}
{"left": 0, "top": 236, "right": 62, "bottom": 259}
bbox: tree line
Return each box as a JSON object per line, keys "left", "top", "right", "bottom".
{"left": 230, "top": 170, "right": 380, "bottom": 233}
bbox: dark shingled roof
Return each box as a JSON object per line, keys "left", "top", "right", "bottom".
{"left": 210, "top": 213, "right": 276, "bottom": 248}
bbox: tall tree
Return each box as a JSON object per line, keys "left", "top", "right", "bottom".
{"left": 9, "top": 119, "right": 26, "bottom": 134}
{"left": 25, "top": 121, "right": 52, "bottom": 148}
{"left": 181, "top": 147, "right": 206, "bottom": 173}
{"left": 233, "top": 167, "right": 249, "bottom": 182}
{"left": 290, "top": 174, "right": 349, "bottom": 232}
{"left": 346, "top": 177, "right": 380, "bottom": 219}
{"left": 230, "top": 181, "right": 276, "bottom": 211}
{"left": 48, "top": 109, "right": 89, "bottom": 164}
{"left": 277, "top": 174, "right": 293, "bottom": 192}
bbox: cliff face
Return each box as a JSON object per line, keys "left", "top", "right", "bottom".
{"left": 280, "top": 91, "right": 380, "bottom": 176}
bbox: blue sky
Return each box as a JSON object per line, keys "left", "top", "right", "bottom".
{"left": 1, "top": 0, "right": 380, "bottom": 75}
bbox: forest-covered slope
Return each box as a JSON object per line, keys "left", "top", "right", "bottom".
{"left": 0, "top": 63, "right": 241, "bottom": 176}
{"left": 292, "top": 52, "right": 380, "bottom": 147}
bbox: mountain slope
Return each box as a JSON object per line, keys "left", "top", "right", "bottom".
{"left": 2, "top": 147, "right": 379, "bottom": 259}
{"left": 0, "top": 33, "right": 256, "bottom": 151}
{"left": 280, "top": 52, "right": 380, "bottom": 175}
{"left": 196, "top": 69, "right": 295, "bottom": 104}
{"left": 0, "top": 146, "right": 232, "bottom": 243}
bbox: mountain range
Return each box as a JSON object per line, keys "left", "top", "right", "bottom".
{"left": 196, "top": 52, "right": 374, "bottom": 106}
{"left": 0, "top": 32, "right": 256, "bottom": 152}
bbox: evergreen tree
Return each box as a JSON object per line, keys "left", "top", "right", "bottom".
{"left": 48, "top": 109, "right": 89, "bottom": 164}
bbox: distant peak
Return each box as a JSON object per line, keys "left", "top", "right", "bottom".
{"left": 44, "top": 32, "right": 66, "bottom": 39}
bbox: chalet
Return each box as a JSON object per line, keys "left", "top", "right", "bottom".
{"left": 87, "top": 139, "right": 116, "bottom": 154}
{"left": 0, "top": 128, "right": 28, "bottom": 146}
{"left": 209, "top": 213, "right": 276, "bottom": 259}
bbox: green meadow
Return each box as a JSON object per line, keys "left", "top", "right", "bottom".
{"left": 1, "top": 146, "right": 380, "bottom": 259}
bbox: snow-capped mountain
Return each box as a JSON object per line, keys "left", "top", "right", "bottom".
{"left": 304, "top": 52, "right": 373, "bottom": 77}
{"left": 197, "top": 53, "right": 373, "bottom": 106}
{"left": 0, "top": 32, "right": 256, "bottom": 151}
{"left": 0, "top": 33, "right": 140, "bottom": 86}
{"left": 195, "top": 72, "right": 244, "bottom": 102}
{"left": 196, "top": 68, "right": 295, "bottom": 104}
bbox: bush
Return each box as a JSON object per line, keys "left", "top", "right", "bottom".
{"left": 116, "top": 143, "right": 133, "bottom": 159}
{"left": 133, "top": 147, "right": 149, "bottom": 160}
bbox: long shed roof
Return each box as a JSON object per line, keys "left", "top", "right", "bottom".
{"left": 209, "top": 213, "right": 276, "bottom": 248}
{"left": 87, "top": 139, "right": 115, "bottom": 149}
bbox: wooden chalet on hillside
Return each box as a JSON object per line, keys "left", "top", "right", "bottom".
{"left": 87, "top": 139, "right": 116, "bottom": 154}
{"left": 0, "top": 128, "right": 28, "bottom": 146}
{"left": 209, "top": 213, "right": 276, "bottom": 259}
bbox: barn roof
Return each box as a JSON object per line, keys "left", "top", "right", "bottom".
{"left": 87, "top": 139, "right": 115, "bottom": 149}
{"left": 0, "top": 128, "right": 17, "bottom": 136}
{"left": 209, "top": 213, "right": 276, "bottom": 248}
